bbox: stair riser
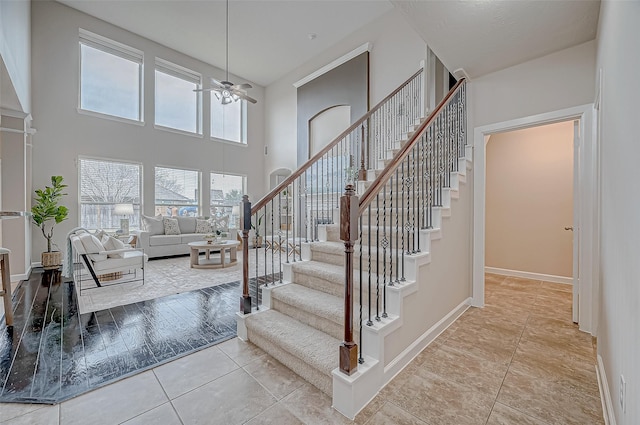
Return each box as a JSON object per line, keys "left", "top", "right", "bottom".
{"left": 310, "top": 249, "right": 405, "bottom": 275}
{"left": 247, "top": 328, "right": 332, "bottom": 396}
{"left": 326, "top": 226, "right": 422, "bottom": 245}
{"left": 272, "top": 297, "right": 344, "bottom": 341}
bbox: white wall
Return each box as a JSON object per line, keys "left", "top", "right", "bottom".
{"left": 264, "top": 8, "right": 427, "bottom": 190}
{"left": 595, "top": 2, "right": 640, "bottom": 424}
{"left": 0, "top": 0, "right": 30, "bottom": 113}
{"left": 485, "top": 122, "right": 574, "bottom": 278}
{"left": 470, "top": 40, "right": 596, "bottom": 128}
{"left": 30, "top": 1, "right": 265, "bottom": 261}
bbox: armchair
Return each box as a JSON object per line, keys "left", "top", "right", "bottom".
{"left": 70, "top": 230, "right": 148, "bottom": 294}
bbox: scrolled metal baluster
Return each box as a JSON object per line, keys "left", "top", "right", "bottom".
{"left": 389, "top": 175, "right": 394, "bottom": 287}
{"left": 382, "top": 183, "right": 388, "bottom": 319}
{"left": 367, "top": 205, "right": 373, "bottom": 326}
{"left": 375, "top": 194, "right": 380, "bottom": 322}
{"left": 358, "top": 215, "right": 364, "bottom": 364}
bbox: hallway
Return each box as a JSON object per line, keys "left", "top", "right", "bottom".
{"left": 0, "top": 274, "right": 603, "bottom": 424}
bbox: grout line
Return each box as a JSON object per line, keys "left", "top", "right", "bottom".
{"left": 483, "top": 284, "right": 531, "bottom": 425}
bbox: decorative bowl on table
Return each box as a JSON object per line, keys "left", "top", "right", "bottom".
{"left": 203, "top": 234, "right": 217, "bottom": 244}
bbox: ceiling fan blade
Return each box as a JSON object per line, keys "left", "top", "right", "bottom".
{"left": 235, "top": 92, "right": 257, "bottom": 104}
{"left": 233, "top": 83, "right": 252, "bottom": 90}
{"left": 211, "top": 78, "right": 226, "bottom": 88}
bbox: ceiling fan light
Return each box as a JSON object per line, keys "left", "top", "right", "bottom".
{"left": 222, "top": 96, "right": 232, "bottom": 105}
{"left": 232, "top": 93, "right": 239, "bottom": 101}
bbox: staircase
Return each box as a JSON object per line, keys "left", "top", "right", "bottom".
{"left": 238, "top": 76, "right": 471, "bottom": 419}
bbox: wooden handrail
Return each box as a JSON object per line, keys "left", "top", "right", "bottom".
{"left": 358, "top": 78, "right": 465, "bottom": 214}
{"left": 251, "top": 68, "right": 424, "bottom": 215}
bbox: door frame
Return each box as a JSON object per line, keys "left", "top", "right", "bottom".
{"left": 472, "top": 104, "right": 599, "bottom": 335}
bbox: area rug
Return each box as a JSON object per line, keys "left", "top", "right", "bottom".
{"left": 76, "top": 247, "right": 284, "bottom": 314}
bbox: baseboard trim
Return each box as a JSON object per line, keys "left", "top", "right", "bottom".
{"left": 384, "top": 297, "right": 471, "bottom": 376}
{"left": 11, "top": 265, "right": 32, "bottom": 283}
{"left": 597, "top": 354, "right": 616, "bottom": 425}
{"left": 485, "top": 267, "right": 572, "bottom": 285}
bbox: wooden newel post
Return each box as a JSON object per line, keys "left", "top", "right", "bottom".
{"left": 241, "top": 195, "right": 252, "bottom": 314}
{"left": 339, "top": 183, "right": 359, "bottom": 375}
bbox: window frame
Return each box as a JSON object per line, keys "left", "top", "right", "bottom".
{"left": 78, "top": 29, "right": 144, "bottom": 124}
{"left": 210, "top": 79, "right": 248, "bottom": 145}
{"left": 154, "top": 58, "right": 203, "bottom": 135}
{"left": 78, "top": 156, "right": 143, "bottom": 232}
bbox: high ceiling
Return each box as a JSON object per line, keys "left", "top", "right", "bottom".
{"left": 392, "top": 0, "right": 601, "bottom": 78}
{"left": 57, "top": 0, "right": 394, "bottom": 87}
{"left": 58, "top": 1, "right": 600, "bottom": 86}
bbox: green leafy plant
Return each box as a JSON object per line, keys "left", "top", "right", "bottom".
{"left": 31, "top": 176, "right": 69, "bottom": 252}
{"left": 251, "top": 213, "right": 264, "bottom": 238}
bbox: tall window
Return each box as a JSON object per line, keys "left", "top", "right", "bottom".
{"left": 211, "top": 88, "right": 246, "bottom": 143}
{"left": 155, "top": 167, "right": 200, "bottom": 217}
{"left": 210, "top": 172, "right": 246, "bottom": 228}
{"left": 79, "top": 29, "right": 143, "bottom": 121}
{"left": 79, "top": 158, "right": 142, "bottom": 231}
{"left": 155, "top": 58, "right": 201, "bottom": 134}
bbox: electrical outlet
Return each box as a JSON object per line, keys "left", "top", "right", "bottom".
{"left": 620, "top": 374, "right": 626, "bottom": 413}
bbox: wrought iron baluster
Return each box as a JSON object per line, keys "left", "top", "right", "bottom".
{"left": 375, "top": 194, "right": 380, "bottom": 322}
{"left": 367, "top": 205, "right": 373, "bottom": 326}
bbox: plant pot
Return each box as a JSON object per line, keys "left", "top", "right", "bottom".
{"left": 42, "top": 251, "right": 62, "bottom": 270}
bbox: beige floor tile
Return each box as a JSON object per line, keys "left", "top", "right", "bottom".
{"left": 153, "top": 345, "right": 238, "bottom": 399}
{"left": 385, "top": 370, "right": 494, "bottom": 425}
{"left": 442, "top": 323, "right": 519, "bottom": 366}
{"left": 417, "top": 344, "right": 509, "bottom": 398}
{"left": 486, "top": 402, "right": 550, "bottom": 425}
{"left": 539, "top": 281, "right": 573, "bottom": 293}
{"left": 354, "top": 395, "right": 386, "bottom": 425}
{"left": 497, "top": 369, "right": 604, "bottom": 425}
{"left": 243, "top": 354, "right": 305, "bottom": 400}
{"left": 518, "top": 329, "right": 596, "bottom": 366}
{"left": 0, "top": 404, "right": 58, "bottom": 425}
{"left": 244, "top": 403, "right": 305, "bottom": 425}
{"left": 0, "top": 403, "right": 48, "bottom": 423}
{"left": 217, "top": 337, "right": 267, "bottom": 367}
{"left": 60, "top": 371, "right": 168, "bottom": 425}
{"left": 364, "top": 402, "right": 429, "bottom": 425}
{"left": 120, "top": 402, "right": 181, "bottom": 425}
{"left": 280, "top": 383, "right": 353, "bottom": 425}
{"left": 171, "top": 368, "right": 276, "bottom": 425}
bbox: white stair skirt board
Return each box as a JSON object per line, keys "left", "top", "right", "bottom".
{"left": 484, "top": 266, "right": 573, "bottom": 285}
{"left": 332, "top": 298, "right": 471, "bottom": 419}
{"left": 596, "top": 355, "right": 617, "bottom": 425}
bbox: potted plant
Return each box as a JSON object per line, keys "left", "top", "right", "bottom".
{"left": 31, "top": 176, "right": 69, "bottom": 269}
{"left": 251, "top": 213, "right": 264, "bottom": 247}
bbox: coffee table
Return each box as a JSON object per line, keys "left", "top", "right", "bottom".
{"left": 188, "top": 240, "right": 240, "bottom": 269}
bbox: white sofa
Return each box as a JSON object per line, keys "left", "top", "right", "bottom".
{"left": 134, "top": 215, "right": 232, "bottom": 259}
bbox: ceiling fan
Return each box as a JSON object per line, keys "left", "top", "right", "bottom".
{"left": 194, "top": 0, "right": 257, "bottom": 104}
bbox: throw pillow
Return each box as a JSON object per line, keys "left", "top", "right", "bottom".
{"left": 142, "top": 214, "right": 164, "bottom": 236}
{"left": 101, "top": 235, "right": 127, "bottom": 258}
{"left": 78, "top": 232, "right": 107, "bottom": 262}
{"left": 163, "top": 217, "right": 181, "bottom": 235}
{"left": 195, "top": 219, "right": 212, "bottom": 233}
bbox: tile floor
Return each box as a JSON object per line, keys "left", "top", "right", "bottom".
{"left": 0, "top": 274, "right": 604, "bottom": 424}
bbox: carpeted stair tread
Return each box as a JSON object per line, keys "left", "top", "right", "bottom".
{"left": 291, "top": 260, "right": 344, "bottom": 282}
{"left": 245, "top": 309, "right": 339, "bottom": 376}
{"left": 272, "top": 283, "right": 343, "bottom": 325}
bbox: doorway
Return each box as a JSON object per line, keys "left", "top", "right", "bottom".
{"left": 473, "top": 105, "right": 599, "bottom": 335}
{"left": 485, "top": 121, "right": 575, "bottom": 283}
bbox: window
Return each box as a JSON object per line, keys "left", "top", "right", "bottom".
{"left": 210, "top": 173, "right": 246, "bottom": 229}
{"left": 79, "top": 158, "right": 142, "bottom": 231}
{"left": 155, "top": 167, "right": 200, "bottom": 217}
{"left": 155, "top": 59, "right": 201, "bottom": 133}
{"left": 79, "top": 29, "right": 143, "bottom": 121}
{"left": 211, "top": 86, "right": 246, "bottom": 143}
